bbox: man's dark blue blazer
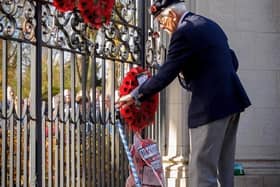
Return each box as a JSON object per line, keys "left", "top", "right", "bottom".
{"left": 137, "top": 12, "right": 251, "bottom": 128}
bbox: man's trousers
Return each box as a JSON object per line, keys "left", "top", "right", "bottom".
{"left": 189, "top": 113, "right": 240, "bottom": 187}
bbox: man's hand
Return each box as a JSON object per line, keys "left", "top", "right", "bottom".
{"left": 115, "top": 94, "right": 135, "bottom": 109}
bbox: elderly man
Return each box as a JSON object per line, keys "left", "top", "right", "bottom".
{"left": 118, "top": 0, "right": 251, "bottom": 186}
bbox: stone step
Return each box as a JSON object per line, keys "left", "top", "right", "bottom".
{"left": 234, "top": 175, "right": 280, "bottom": 187}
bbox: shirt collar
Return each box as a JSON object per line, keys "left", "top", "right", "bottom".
{"left": 177, "top": 11, "right": 189, "bottom": 28}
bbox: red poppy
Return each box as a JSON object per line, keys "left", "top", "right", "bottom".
{"left": 103, "top": 0, "right": 115, "bottom": 24}
{"left": 77, "top": 0, "right": 94, "bottom": 10}
{"left": 53, "top": 0, "right": 75, "bottom": 12}
{"left": 150, "top": 5, "right": 157, "bottom": 14}
{"left": 119, "top": 67, "right": 159, "bottom": 132}
{"left": 81, "top": 0, "right": 113, "bottom": 28}
{"left": 152, "top": 31, "right": 160, "bottom": 38}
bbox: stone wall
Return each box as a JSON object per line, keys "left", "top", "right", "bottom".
{"left": 163, "top": 0, "right": 280, "bottom": 186}
{"left": 194, "top": 0, "right": 280, "bottom": 169}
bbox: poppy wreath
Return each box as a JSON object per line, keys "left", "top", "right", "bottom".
{"left": 119, "top": 67, "right": 159, "bottom": 132}
{"left": 53, "top": 0, "right": 115, "bottom": 29}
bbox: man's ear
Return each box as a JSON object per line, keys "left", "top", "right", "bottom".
{"left": 169, "top": 10, "right": 178, "bottom": 22}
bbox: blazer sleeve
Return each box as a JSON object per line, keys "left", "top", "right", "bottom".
{"left": 136, "top": 29, "right": 195, "bottom": 100}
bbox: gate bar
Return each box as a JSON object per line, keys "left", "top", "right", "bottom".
{"left": 1, "top": 39, "right": 7, "bottom": 187}
{"left": 34, "top": 1, "right": 43, "bottom": 186}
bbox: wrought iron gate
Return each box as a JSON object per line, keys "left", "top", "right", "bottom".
{"left": 0, "top": 0, "right": 166, "bottom": 186}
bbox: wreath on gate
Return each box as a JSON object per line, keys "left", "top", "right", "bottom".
{"left": 119, "top": 67, "right": 159, "bottom": 132}
{"left": 53, "top": 0, "right": 115, "bottom": 29}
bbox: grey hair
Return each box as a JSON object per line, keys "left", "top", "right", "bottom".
{"left": 161, "top": 2, "right": 187, "bottom": 16}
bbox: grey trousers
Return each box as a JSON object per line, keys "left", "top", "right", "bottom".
{"left": 189, "top": 113, "right": 240, "bottom": 187}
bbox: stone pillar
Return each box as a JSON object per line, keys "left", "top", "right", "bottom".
{"left": 163, "top": 80, "right": 191, "bottom": 187}
{"left": 160, "top": 2, "right": 195, "bottom": 186}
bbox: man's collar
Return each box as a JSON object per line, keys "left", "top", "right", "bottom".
{"left": 177, "top": 11, "right": 192, "bottom": 28}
